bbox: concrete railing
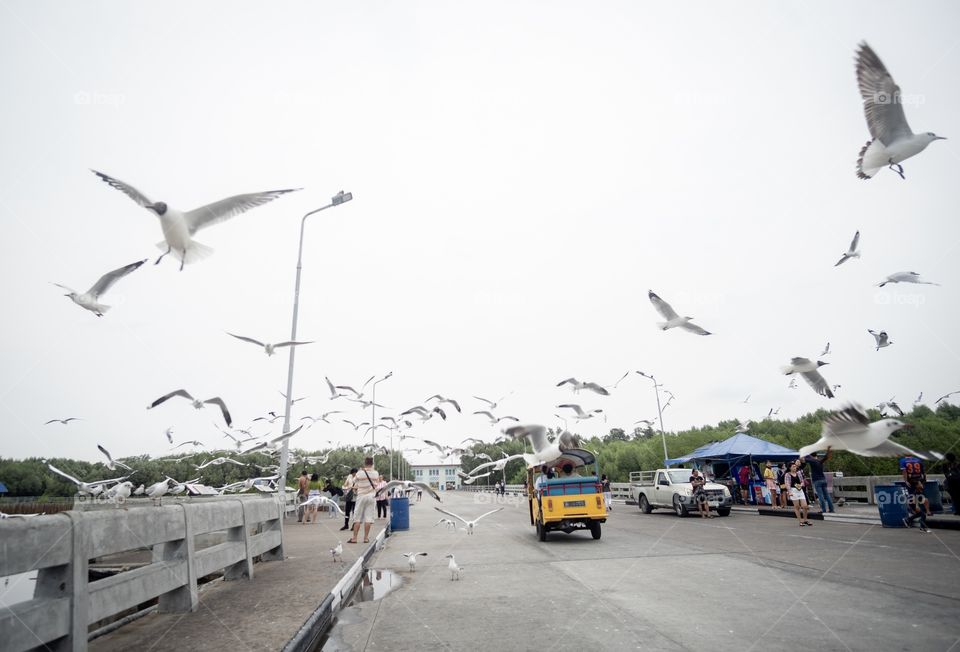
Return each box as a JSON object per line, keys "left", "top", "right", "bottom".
{"left": 0, "top": 495, "right": 285, "bottom": 652}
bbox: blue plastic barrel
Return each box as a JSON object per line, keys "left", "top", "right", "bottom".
{"left": 390, "top": 496, "right": 410, "bottom": 531}
{"left": 924, "top": 481, "right": 943, "bottom": 514}
{"left": 875, "top": 485, "right": 908, "bottom": 527}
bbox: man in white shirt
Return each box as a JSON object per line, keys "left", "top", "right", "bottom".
{"left": 348, "top": 457, "right": 380, "bottom": 544}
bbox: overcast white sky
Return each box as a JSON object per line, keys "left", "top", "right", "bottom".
{"left": 1, "top": 1, "right": 958, "bottom": 467}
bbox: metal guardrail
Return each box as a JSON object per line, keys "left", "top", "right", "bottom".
{"left": 0, "top": 496, "right": 285, "bottom": 652}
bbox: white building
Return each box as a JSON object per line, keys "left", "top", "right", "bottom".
{"left": 409, "top": 460, "right": 462, "bottom": 490}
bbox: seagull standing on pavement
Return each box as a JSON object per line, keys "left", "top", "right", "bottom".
{"left": 54, "top": 259, "right": 146, "bottom": 316}
{"left": 148, "top": 390, "right": 232, "bottom": 427}
{"left": 92, "top": 170, "right": 300, "bottom": 271}
{"left": 834, "top": 232, "right": 861, "bottom": 267}
{"left": 647, "top": 291, "right": 712, "bottom": 335}
{"left": 445, "top": 554, "right": 463, "bottom": 580}
{"left": 800, "top": 404, "right": 938, "bottom": 459}
{"left": 876, "top": 271, "right": 940, "bottom": 287}
{"left": 781, "top": 358, "right": 834, "bottom": 398}
{"left": 868, "top": 329, "right": 893, "bottom": 351}
{"left": 330, "top": 541, "right": 343, "bottom": 562}
{"left": 854, "top": 42, "right": 946, "bottom": 180}
{"left": 227, "top": 333, "right": 314, "bottom": 356}
{"left": 402, "top": 552, "right": 428, "bottom": 571}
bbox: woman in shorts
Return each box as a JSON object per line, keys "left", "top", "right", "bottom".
{"left": 785, "top": 462, "right": 811, "bottom": 526}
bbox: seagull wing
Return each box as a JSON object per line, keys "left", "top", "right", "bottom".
{"left": 203, "top": 397, "right": 232, "bottom": 427}
{"left": 433, "top": 407, "right": 447, "bottom": 420}
{"left": 47, "top": 463, "right": 82, "bottom": 486}
{"left": 678, "top": 321, "right": 711, "bottom": 336}
{"left": 849, "top": 230, "right": 860, "bottom": 253}
{"left": 583, "top": 383, "right": 610, "bottom": 396}
{"left": 473, "top": 396, "right": 495, "bottom": 408}
{"left": 273, "top": 341, "right": 314, "bottom": 348}
{"left": 97, "top": 444, "right": 115, "bottom": 466}
{"left": 270, "top": 425, "right": 303, "bottom": 444}
{"left": 149, "top": 389, "right": 194, "bottom": 409}
{"left": 336, "top": 385, "right": 360, "bottom": 397}
{"left": 856, "top": 42, "right": 913, "bottom": 144}
{"left": 799, "top": 369, "right": 834, "bottom": 399}
{"left": 557, "top": 404, "right": 586, "bottom": 417}
{"left": 853, "top": 439, "right": 922, "bottom": 458}
{"left": 648, "top": 291, "right": 679, "bottom": 321}
{"left": 91, "top": 170, "right": 155, "bottom": 208}
{"left": 227, "top": 332, "right": 265, "bottom": 347}
{"left": 434, "top": 506, "right": 468, "bottom": 525}
{"left": 473, "top": 507, "right": 504, "bottom": 522}
{"left": 473, "top": 410, "right": 495, "bottom": 420}
{"left": 184, "top": 189, "right": 301, "bottom": 234}
{"left": 325, "top": 377, "right": 338, "bottom": 398}
{"left": 504, "top": 424, "right": 549, "bottom": 452}
{"left": 88, "top": 259, "right": 146, "bottom": 298}
{"left": 411, "top": 482, "right": 442, "bottom": 501}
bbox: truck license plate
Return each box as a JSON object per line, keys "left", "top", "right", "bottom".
{"left": 564, "top": 500, "right": 586, "bottom": 508}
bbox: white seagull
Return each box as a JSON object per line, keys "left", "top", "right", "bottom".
{"left": 299, "top": 495, "right": 345, "bottom": 515}
{"left": 472, "top": 410, "right": 519, "bottom": 426}
{"left": 434, "top": 518, "right": 457, "bottom": 531}
{"left": 935, "top": 390, "right": 960, "bottom": 405}
{"left": 46, "top": 463, "right": 126, "bottom": 496}
{"left": 877, "top": 271, "right": 940, "bottom": 287}
{"left": 425, "top": 395, "right": 462, "bottom": 413}
{"left": 164, "top": 427, "right": 174, "bottom": 444}
{"left": 382, "top": 480, "right": 442, "bottom": 502}
{"left": 330, "top": 541, "right": 343, "bottom": 562}
{"left": 781, "top": 358, "right": 834, "bottom": 399}
{"left": 227, "top": 332, "right": 314, "bottom": 356}
{"left": 92, "top": 170, "right": 300, "bottom": 271}
{"left": 45, "top": 417, "right": 82, "bottom": 425}
{"left": 195, "top": 456, "right": 245, "bottom": 470}
{"left": 868, "top": 329, "right": 893, "bottom": 351}
{"left": 473, "top": 392, "right": 513, "bottom": 410}
{"left": 556, "top": 378, "right": 610, "bottom": 396}
{"left": 97, "top": 445, "right": 133, "bottom": 471}
{"left": 445, "top": 554, "right": 463, "bottom": 581}
{"left": 435, "top": 506, "right": 504, "bottom": 535}
{"left": 820, "top": 342, "right": 831, "bottom": 357}
{"left": 800, "top": 404, "right": 937, "bottom": 459}
{"left": 54, "top": 259, "right": 146, "bottom": 317}
{"left": 148, "top": 390, "right": 232, "bottom": 427}
{"left": 503, "top": 424, "right": 579, "bottom": 466}
{"left": 854, "top": 43, "right": 946, "bottom": 180}
{"left": 834, "top": 232, "right": 861, "bottom": 267}
{"left": 402, "top": 552, "right": 428, "bottom": 572}
{"left": 648, "top": 290, "right": 712, "bottom": 336}
{"left": 557, "top": 404, "right": 603, "bottom": 421}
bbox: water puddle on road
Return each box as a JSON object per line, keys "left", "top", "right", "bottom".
{"left": 316, "top": 570, "right": 403, "bottom": 651}
{"left": 351, "top": 568, "right": 402, "bottom": 603}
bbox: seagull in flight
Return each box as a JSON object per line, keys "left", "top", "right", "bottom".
{"left": 472, "top": 411, "right": 519, "bottom": 426}
{"left": 788, "top": 378, "right": 798, "bottom": 390}
{"left": 425, "top": 395, "right": 462, "bottom": 413}
{"left": 92, "top": 170, "right": 300, "bottom": 271}
{"left": 854, "top": 42, "right": 946, "bottom": 180}
{"left": 46, "top": 463, "right": 127, "bottom": 496}
{"left": 227, "top": 333, "right": 314, "bottom": 356}
{"left": 935, "top": 390, "right": 960, "bottom": 405}
{"left": 195, "top": 456, "right": 245, "bottom": 470}
{"left": 148, "top": 390, "right": 232, "bottom": 427}
{"left": 54, "top": 259, "right": 146, "bottom": 317}
{"left": 877, "top": 398, "right": 905, "bottom": 417}
{"left": 834, "top": 232, "right": 861, "bottom": 267}
{"left": 299, "top": 495, "right": 345, "bottom": 515}
{"left": 876, "top": 271, "right": 940, "bottom": 287}
{"left": 401, "top": 405, "right": 446, "bottom": 422}
{"left": 382, "top": 480, "right": 442, "bottom": 502}
{"left": 820, "top": 342, "right": 831, "bottom": 356}
{"left": 868, "top": 329, "right": 892, "bottom": 350}
{"left": 647, "top": 290, "right": 712, "bottom": 335}
{"left": 434, "top": 506, "right": 503, "bottom": 535}
{"left": 300, "top": 411, "right": 344, "bottom": 426}
{"left": 781, "top": 358, "right": 834, "bottom": 399}
{"left": 557, "top": 404, "right": 603, "bottom": 421}
{"left": 556, "top": 378, "right": 610, "bottom": 396}
{"left": 473, "top": 392, "right": 513, "bottom": 410}
{"left": 800, "top": 404, "right": 938, "bottom": 460}
{"left": 742, "top": 394, "right": 751, "bottom": 404}
{"left": 164, "top": 427, "right": 174, "bottom": 444}
{"left": 334, "top": 375, "right": 376, "bottom": 400}
{"left": 97, "top": 445, "right": 133, "bottom": 471}
{"left": 45, "top": 417, "right": 82, "bottom": 425}
{"left": 914, "top": 392, "right": 923, "bottom": 404}
{"left": 402, "top": 552, "right": 428, "bottom": 572}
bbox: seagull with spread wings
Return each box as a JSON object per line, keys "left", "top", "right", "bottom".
{"left": 434, "top": 506, "right": 503, "bottom": 535}
{"left": 834, "top": 232, "right": 861, "bottom": 267}
{"left": 800, "top": 404, "right": 939, "bottom": 460}
{"left": 473, "top": 392, "right": 513, "bottom": 411}
{"left": 92, "top": 170, "right": 300, "bottom": 271}
{"left": 868, "top": 329, "right": 893, "bottom": 351}
{"left": 647, "top": 290, "right": 712, "bottom": 335}
{"left": 382, "top": 480, "right": 442, "bottom": 502}
{"left": 472, "top": 410, "right": 519, "bottom": 426}
{"left": 148, "top": 390, "right": 232, "bottom": 427}
{"left": 46, "top": 463, "right": 128, "bottom": 496}
{"left": 97, "top": 445, "right": 133, "bottom": 471}
{"left": 781, "top": 358, "right": 834, "bottom": 399}
{"left": 854, "top": 42, "right": 946, "bottom": 180}
{"left": 54, "top": 259, "right": 146, "bottom": 317}
{"left": 227, "top": 332, "right": 314, "bottom": 356}
{"left": 45, "top": 417, "right": 82, "bottom": 425}
{"left": 557, "top": 404, "right": 603, "bottom": 421}
{"left": 556, "top": 378, "right": 610, "bottom": 396}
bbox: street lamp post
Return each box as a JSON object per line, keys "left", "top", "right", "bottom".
{"left": 370, "top": 372, "right": 392, "bottom": 461}
{"left": 277, "top": 191, "right": 353, "bottom": 506}
{"left": 636, "top": 371, "right": 669, "bottom": 465}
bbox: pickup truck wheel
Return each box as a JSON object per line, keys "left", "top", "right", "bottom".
{"left": 537, "top": 517, "right": 547, "bottom": 541}
{"left": 589, "top": 521, "right": 601, "bottom": 539}
{"left": 638, "top": 495, "right": 653, "bottom": 514}
{"left": 673, "top": 494, "right": 689, "bottom": 517}
{"left": 716, "top": 507, "right": 731, "bottom": 517}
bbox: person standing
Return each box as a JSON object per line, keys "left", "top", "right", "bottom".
{"left": 348, "top": 457, "right": 380, "bottom": 544}
{"left": 943, "top": 452, "right": 960, "bottom": 516}
{"left": 339, "top": 469, "right": 357, "bottom": 531}
{"left": 304, "top": 473, "right": 323, "bottom": 524}
{"left": 776, "top": 463, "right": 788, "bottom": 508}
{"left": 689, "top": 469, "right": 712, "bottom": 518}
{"left": 375, "top": 476, "right": 390, "bottom": 519}
{"left": 804, "top": 448, "right": 834, "bottom": 513}
{"left": 601, "top": 474, "right": 612, "bottom": 511}
{"left": 785, "top": 462, "right": 811, "bottom": 526}
{"left": 297, "top": 470, "right": 310, "bottom": 523}
{"left": 738, "top": 464, "right": 752, "bottom": 505}
{"left": 762, "top": 462, "right": 778, "bottom": 508}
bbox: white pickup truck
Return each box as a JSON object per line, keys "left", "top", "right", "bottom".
{"left": 630, "top": 469, "right": 733, "bottom": 517}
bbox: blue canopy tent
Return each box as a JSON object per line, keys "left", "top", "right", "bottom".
{"left": 665, "top": 433, "right": 800, "bottom": 467}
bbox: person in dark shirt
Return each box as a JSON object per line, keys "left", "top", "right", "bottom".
{"left": 804, "top": 448, "right": 834, "bottom": 513}
{"left": 903, "top": 480, "right": 931, "bottom": 532}
{"left": 689, "top": 469, "right": 712, "bottom": 518}
{"left": 943, "top": 452, "right": 960, "bottom": 516}
{"left": 737, "top": 464, "right": 751, "bottom": 505}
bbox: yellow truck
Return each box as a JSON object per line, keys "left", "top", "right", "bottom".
{"left": 526, "top": 448, "right": 607, "bottom": 541}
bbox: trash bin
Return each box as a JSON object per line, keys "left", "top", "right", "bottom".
{"left": 875, "top": 485, "right": 908, "bottom": 527}
{"left": 390, "top": 496, "right": 410, "bottom": 531}
{"left": 924, "top": 481, "right": 944, "bottom": 514}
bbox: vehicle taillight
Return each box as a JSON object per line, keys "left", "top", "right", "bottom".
{"left": 547, "top": 499, "right": 553, "bottom": 510}
{"left": 596, "top": 496, "right": 602, "bottom": 508}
